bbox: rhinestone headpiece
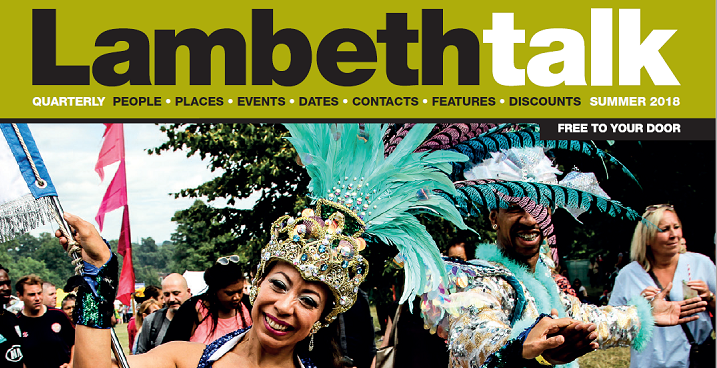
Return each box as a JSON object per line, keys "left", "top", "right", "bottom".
{"left": 250, "top": 198, "right": 369, "bottom": 333}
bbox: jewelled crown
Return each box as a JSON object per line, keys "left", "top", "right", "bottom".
{"left": 250, "top": 198, "right": 369, "bottom": 332}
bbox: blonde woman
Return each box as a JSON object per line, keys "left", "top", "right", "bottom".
{"left": 132, "top": 299, "right": 163, "bottom": 354}
{"left": 610, "top": 204, "right": 716, "bottom": 368}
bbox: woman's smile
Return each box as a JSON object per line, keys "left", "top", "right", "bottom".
{"left": 263, "top": 313, "right": 293, "bottom": 334}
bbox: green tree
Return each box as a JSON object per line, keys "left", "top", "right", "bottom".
{"left": 151, "top": 124, "right": 310, "bottom": 272}
{"left": 34, "top": 233, "right": 75, "bottom": 285}
{"left": 5, "top": 233, "right": 41, "bottom": 261}
{"left": 0, "top": 232, "right": 74, "bottom": 290}
{"left": 170, "top": 200, "right": 236, "bottom": 272}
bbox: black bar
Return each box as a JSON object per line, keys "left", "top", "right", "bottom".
{"left": 1, "top": 118, "right": 714, "bottom": 141}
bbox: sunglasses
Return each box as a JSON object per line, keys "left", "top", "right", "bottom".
{"left": 644, "top": 204, "right": 674, "bottom": 212}
{"left": 217, "top": 255, "right": 241, "bottom": 266}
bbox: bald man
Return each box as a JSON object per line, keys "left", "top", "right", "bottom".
{"left": 135, "top": 274, "right": 191, "bottom": 354}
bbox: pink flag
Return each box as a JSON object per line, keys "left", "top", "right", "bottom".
{"left": 95, "top": 124, "right": 125, "bottom": 182}
{"left": 115, "top": 205, "right": 135, "bottom": 306}
{"left": 94, "top": 124, "right": 135, "bottom": 306}
{"left": 95, "top": 160, "right": 127, "bottom": 231}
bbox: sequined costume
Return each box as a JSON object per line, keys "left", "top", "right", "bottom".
{"left": 196, "top": 327, "right": 316, "bottom": 368}
{"left": 420, "top": 244, "right": 654, "bottom": 368}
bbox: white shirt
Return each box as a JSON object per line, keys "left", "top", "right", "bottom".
{"left": 609, "top": 252, "right": 716, "bottom": 368}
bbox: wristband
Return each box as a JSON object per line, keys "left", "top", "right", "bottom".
{"left": 535, "top": 355, "right": 552, "bottom": 366}
{"left": 74, "top": 252, "right": 118, "bottom": 329}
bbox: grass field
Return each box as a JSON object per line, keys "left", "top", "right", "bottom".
{"left": 112, "top": 324, "right": 132, "bottom": 356}
{"left": 579, "top": 348, "right": 631, "bottom": 368}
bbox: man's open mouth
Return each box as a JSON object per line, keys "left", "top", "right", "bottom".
{"left": 517, "top": 233, "right": 539, "bottom": 241}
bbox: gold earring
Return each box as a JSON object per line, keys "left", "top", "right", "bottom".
{"left": 492, "top": 224, "right": 498, "bottom": 230}
{"left": 310, "top": 321, "right": 322, "bottom": 335}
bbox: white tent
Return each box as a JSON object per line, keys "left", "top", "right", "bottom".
{"left": 182, "top": 271, "right": 208, "bottom": 296}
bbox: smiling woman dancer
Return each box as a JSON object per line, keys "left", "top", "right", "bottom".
{"left": 57, "top": 124, "right": 473, "bottom": 368}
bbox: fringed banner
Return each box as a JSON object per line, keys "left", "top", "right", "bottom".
{"left": 0, "top": 123, "right": 58, "bottom": 242}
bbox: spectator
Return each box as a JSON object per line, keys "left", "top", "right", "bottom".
{"left": 242, "top": 276, "right": 251, "bottom": 296}
{"left": 135, "top": 273, "right": 191, "bottom": 353}
{"left": 573, "top": 278, "right": 589, "bottom": 302}
{"left": 41, "top": 282, "right": 57, "bottom": 308}
{"left": 610, "top": 205, "right": 715, "bottom": 368}
{"left": 144, "top": 285, "right": 164, "bottom": 307}
{"left": 606, "top": 252, "right": 629, "bottom": 292}
{"left": 127, "top": 285, "right": 165, "bottom": 349}
{"left": 163, "top": 256, "right": 252, "bottom": 344}
{"left": 60, "top": 294, "right": 76, "bottom": 320}
{"left": 122, "top": 304, "right": 131, "bottom": 323}
{"left": 0, "top": 265, "right": 23, "bottom": 367}
{"left": 598, "top": 289, "right": 610, "bottom": 306}
{"left": 588, "top": 257, "right": 600, "bottom": 287}
{"left": 446, "top": 239, "right": 475, "bottom": 261}
{"left": 16, "top": 275, "right": 74, "bottom": 368}
{"left": 131, "top": 299, "right": 163, "bottom": 354}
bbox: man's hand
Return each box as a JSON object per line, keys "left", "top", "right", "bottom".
{"left": 651, "top": 282, "right": 707, "bottom": 326}
{"left": 522, "top": 316, "right": 572, "bottom": 360}
{"left": 540, "top": 320, "right": 598, "bottom": 365}
{"left": 55, "top": 212, "right": 110, "bottom": 268}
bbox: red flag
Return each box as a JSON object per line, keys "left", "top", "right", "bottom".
{"left": 95, "top": 160, "right": 128, "bottom": 231}
{"left": 95, "top": 124, "right": 125, "bottom": 182}
{"left": 115, "top": 205, "right": 135, "bottom": 306}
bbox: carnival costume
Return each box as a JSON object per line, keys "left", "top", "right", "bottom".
{"left": 72, "top": 123, "right": 472, "bottom": 366}
{"left": 381, "top": 124, "right": 654, "bottom": 368}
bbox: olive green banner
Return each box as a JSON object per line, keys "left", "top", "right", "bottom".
{"left": 0, "top": 1, "right": 713, "bottom": 119}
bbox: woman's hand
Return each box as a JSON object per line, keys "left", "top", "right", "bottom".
{"left": 686, "top": 280, "right": 713, "bottom": 301}
{"left": 640, "top": 286, "right": 661, "bottom": 301}
{"left": 55, "top": 212, "right": 110, "bottom": 268}
{"left": 687, "top": 280, "right": 715, "bottom": 312}
{"left": 651, "top": 282, "right": 707, "bottom": 326}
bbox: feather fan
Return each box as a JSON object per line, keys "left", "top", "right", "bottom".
{"left": 439, "top": 179, "right": 642, "bottom": 222}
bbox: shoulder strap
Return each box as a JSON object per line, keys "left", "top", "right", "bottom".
{"left": 149, "top": 308, "right": 168, "bottom": 347}
{"left": 647, "top": 270, "right": 696, "bottom": 344}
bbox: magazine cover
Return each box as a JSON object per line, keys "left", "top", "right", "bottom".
{"left": 0, "top": 1, "right": 714, "bottom": 368}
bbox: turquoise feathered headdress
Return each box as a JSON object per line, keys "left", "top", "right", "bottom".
{"left": 284, "top": 123, "right": 471, "bottom": 305}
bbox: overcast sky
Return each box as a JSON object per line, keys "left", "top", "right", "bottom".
{"left": 27, "top": 123, "right": 258, "bottom": 244}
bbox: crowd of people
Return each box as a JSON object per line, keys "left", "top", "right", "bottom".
{"left": 4, "top": 207, "right": 713, "bottom": 368}
{"left": 0, "top": 268, "right": 76, "bottom": 368}
{"left": 1, "top": 124, "right": 715, "bottom": 368}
